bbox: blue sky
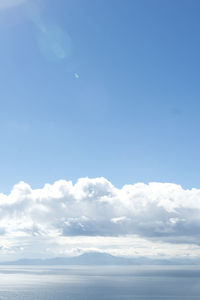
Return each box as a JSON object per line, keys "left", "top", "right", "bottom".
{"left": 1, "top": 0, "right": 200, "bottom": 193}
{"left": 2, "top": 0, "right": 200, "bottom": 261}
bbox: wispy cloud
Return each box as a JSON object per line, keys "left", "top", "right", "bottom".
{"left": 0, "top": 0, "right": 26, "bottom": 9}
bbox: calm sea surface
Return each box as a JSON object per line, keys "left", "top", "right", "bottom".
{"left": 0, "top": 265, "right": 200, "bottom": 299}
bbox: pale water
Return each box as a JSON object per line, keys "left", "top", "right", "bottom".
{"left": 0, "top": 265, "right": 200, "bottom": 299}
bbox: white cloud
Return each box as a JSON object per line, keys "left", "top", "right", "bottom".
{"left": 1, "top": 177, "right": 200, "bottom": 260}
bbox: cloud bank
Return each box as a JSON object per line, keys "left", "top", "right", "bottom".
{"left": 0, "top": 177, "right": 200, "bottom": 260}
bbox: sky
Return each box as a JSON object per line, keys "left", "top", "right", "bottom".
{"left": 1, "top": 0, "right": 200, "bottom": 261}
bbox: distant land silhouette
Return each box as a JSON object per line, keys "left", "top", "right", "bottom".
{"left": 0, "top": 252, "right": 198, "bottom": 265}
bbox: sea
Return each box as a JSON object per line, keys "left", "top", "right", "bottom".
{"left": 0, "top": 265, "right": 200, "bottom": 299}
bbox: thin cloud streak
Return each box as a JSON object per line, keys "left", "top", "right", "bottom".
{"left": 0, "top": 0, "right": 26, "bottom": 9}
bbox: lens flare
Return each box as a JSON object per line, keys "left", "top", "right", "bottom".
{"left": 37, "top": 24, "right": 72, "bottom": 62}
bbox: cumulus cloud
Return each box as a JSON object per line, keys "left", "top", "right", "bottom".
{"left": 0, "top": 177, "right": 200, "bottom": 260}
